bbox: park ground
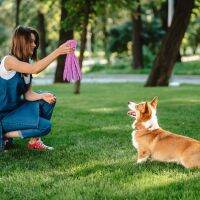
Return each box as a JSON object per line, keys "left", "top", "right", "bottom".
{"left": 33, "top": 58, "right": 200, "bottom": 85}
{"left": 0, "top": 83, "right": 200, "bottom": 199}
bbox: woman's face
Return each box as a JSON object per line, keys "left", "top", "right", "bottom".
{"left": 29, "top": 33, "right": 36, "bottom": 56}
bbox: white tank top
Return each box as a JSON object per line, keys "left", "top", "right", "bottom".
{"left": 0, "top": 56, "right": 31, "bottom": 84}
{"left": 0, "top": 56, "right": 16, "bottom": 80}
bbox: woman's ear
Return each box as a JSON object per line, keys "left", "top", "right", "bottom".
{"left": 150, "top": 97, "right": 158, "bottom": 109}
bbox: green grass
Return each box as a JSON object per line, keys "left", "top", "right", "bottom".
{"left": 0, "top": 83, "right": 200, "bottom": 199}
{"left": 174, "top": 61, "right": 200, "bottom": 75}
{"left": 85, "top": 60, "right": 200, "bottom": 75}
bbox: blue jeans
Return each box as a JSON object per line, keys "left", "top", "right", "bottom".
{"left": 2, "top": 100, "right": 55, "bottom": 139}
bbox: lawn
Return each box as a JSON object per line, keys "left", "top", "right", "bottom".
{"left": 85, "top": 60, "right": 200, "bottom": 75}
{"left": 0, "top": 83, "right": 200, "bottom": 200}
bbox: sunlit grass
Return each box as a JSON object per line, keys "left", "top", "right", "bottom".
{"left": 0, "top": 83, "right": 200, "bottom": 199}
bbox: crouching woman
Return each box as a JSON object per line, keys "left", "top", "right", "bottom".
{"left": 0, "top": 26, "right": 73, "bottom": 151}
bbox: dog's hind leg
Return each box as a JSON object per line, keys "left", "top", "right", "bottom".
{"left": 181, "top": 152, "right": 200, "bottom": 169}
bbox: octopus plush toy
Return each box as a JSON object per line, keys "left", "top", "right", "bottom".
{"left": 63, "top": 39, "right": 82, "bottom": 82}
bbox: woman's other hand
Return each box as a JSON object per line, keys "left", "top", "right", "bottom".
{"left": 56, "top": 43, "right": 74, "bottom": 56}
{"left": 42, "top": 93, "right": 56, "bottom": 104}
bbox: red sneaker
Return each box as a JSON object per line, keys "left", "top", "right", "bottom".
{"left": 27, "top": 138, "right": 54, "bottom": 151}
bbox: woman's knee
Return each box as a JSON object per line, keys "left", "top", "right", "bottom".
{"left": 39, "top": 98, "right": 56, "bottom": 107}
{"left": 39, "top": 98, "right": 56, "bottom": 120}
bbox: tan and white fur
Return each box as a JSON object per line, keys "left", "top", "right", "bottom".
{"left": 128, "top": 97, "right": 200, "bottom": 168}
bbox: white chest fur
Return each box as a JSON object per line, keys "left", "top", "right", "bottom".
{"left": 131, "top": 131, "right": 139, "bottom": 149}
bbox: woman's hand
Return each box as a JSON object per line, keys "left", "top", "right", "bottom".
{"left": 56, "top": 43, "right": 74, "bottom": 56}
{"left": 42, "top": 93, "right": 56, "bottom": 104}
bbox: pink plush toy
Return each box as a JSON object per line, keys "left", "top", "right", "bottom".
{"left": 63, "top": 40, "right": 82, "bottom": 82}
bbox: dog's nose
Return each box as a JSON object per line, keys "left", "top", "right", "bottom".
{"left": 128, "top": 101, "right": 130, "bottom": 104}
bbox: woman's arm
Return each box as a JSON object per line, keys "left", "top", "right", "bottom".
{"left": 25, "top": 87, "right": 56, "bottom": 104}
{"left": 24, "top": 87, "right": 43, "bottom": 101}
{"left": 4, "top": 43, "right": 72, "bottom": 74}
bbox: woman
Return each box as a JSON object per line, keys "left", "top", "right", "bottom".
{"left": 0, "top": 25, "right": 73, "bottom": 151}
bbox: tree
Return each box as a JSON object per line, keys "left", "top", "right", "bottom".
{"left": 183, "top": 0, "right": 200, "bottom": 55}
{"left": 15, "top": 0, "right": 21, "bottom": 27}
{"left": 74, "top": 0, "right": 92, "bottom": 94}
{"left": 131, "top": 0, "right": 143, "bottom": 69}
{"left": 73, "top": 0, "right": 130, "bottom": 94}
{"left": 102, "top": 14, "right": 110, "bottom": 63}
{"left": 37, "top": 10, "right": 47, "bottom": 58}
{"left": 145, "top": 0, "right": 195, "bottom": 87}
{"left": 54, "top": 0, "right": 73, "bottom": 83}
{"left": 54, "top": 0, "right": 96, "bottom": 86}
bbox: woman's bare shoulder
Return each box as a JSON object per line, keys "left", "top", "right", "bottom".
{"left": 4, "top": 55, "right": 19, "bottom": 71}
{"left": 5, "top": 55, "right": 18, "bottom": 62}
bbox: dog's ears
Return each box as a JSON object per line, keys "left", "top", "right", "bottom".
{"left": 138, "top": 102, "right": 149, "bottom": 113}
{"left": 144, "top": 102, "right": 150, "bottom": 113}
{"left": 150, "top": 96, "right": 158, "bottom": 109}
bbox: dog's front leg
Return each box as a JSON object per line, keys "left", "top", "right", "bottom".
{"left": 137, "top": 148, "right": 150, "bottom": 164}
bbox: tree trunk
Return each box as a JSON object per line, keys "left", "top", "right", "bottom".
{"left": 145, "top": 0, "right": 194, "bottom": 86}
{"left": 159, "top": 1, "right": 168, "bottom": 32}
{"left": 102, "top": 15, "right": 110, "bottom": 64}
{"left": 54, "top": 0, "right": 73, "bottom": 83}
{"left": 174, "top": 0, "right": 182, "bottom": 63}
{"left": 15, "top": 0, "right": 21, "bottom": 27}
{"left": 160, "top": 0, "right": 181, "bottom": 63}
{"left": 176, "top": 51, "right": 181, "bottom": 62}
{"left": 37, "top": 10, "right": 46, "bottom": 58}
{"left": 74, "top": 2, "right": 90, "bottom": 94}
{"left": 131, "top": 0, "right": 143, "bottom": 69}
{"left": 91, "top": 25, "right": 95, "bottom": 53}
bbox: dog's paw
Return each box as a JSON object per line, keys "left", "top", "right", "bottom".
{"left": 137, "top": 157, "right": 148, "bottom": 164}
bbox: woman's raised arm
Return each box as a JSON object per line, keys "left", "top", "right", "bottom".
{"left": 4, "top": 43, "right": 72, "bottom": 74}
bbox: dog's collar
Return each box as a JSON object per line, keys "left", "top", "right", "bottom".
{"left": 133, "top": 119, "right": 159, "bottom": 131}
{"left": 142, "top": 114, "right": 160, "bottom": 131}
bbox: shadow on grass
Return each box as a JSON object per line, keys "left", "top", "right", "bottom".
{"left": 1, "top": 136, "right": 199, "bottom": 200}
{"left": 68, "top": 159, "right": 191, "bottom": 178}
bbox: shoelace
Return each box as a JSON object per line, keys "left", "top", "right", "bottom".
{"left": 38, "top": 138, "right": 54, "bottom": 150}
{"left": 37, "top": 138, "right": 47, "bottom": 148}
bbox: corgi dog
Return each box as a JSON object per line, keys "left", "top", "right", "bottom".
{"left": 127, "top": 97, "right": 200, "bottom": 168}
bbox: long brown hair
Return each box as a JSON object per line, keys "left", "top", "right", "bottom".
{"left": 10, "top": 26, "right": 39, "bottom": 62}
